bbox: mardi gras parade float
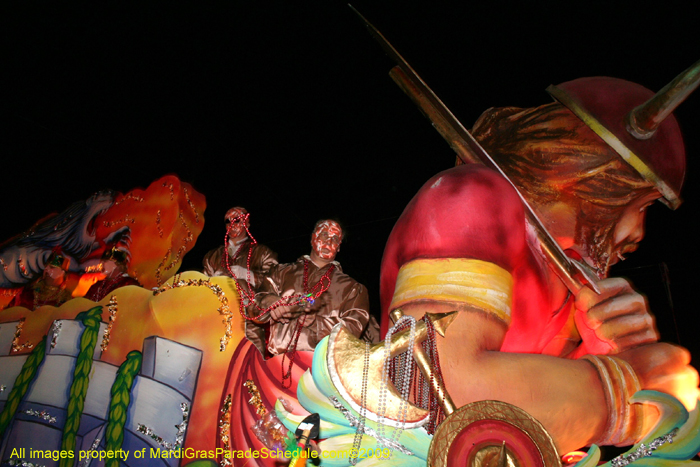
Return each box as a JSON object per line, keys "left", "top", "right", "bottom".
{"left": 2, "top": 5, "right": 700, "bottom": 467}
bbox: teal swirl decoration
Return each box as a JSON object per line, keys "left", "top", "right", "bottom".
{"left": 275, "top": 336, "right": 430, "bottom": 466}
{"left": 575, "top": 391, "right": 700, "bottom": 466}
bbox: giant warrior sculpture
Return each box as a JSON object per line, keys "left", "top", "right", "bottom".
{"left": 378, "top": 38, "right": 700, "bottom": 454}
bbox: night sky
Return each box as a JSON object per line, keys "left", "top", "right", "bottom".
{"left": 4, "top": 2, "right": 699, "bottom": 352}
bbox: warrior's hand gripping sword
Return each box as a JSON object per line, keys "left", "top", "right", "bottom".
{"left": 350, "top": 5, "right": 600, "bottom": 294}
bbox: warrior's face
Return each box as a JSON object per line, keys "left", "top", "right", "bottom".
{"left": 574, "top": 189, "right": 660, "bottom": 278}
{"left": 311, "top": 220, "right": 343, "bottom": 261}
{"left": 609, "top": 191, "right": 660, "bottom": 266}
{"left": 472, "top": 102, "right": 658, "bottom": 279}
{"left": 225, "top": 207, "right": 249, "bottom": 239}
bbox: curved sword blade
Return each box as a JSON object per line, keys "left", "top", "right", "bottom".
{"left": 349, "top": 4, "right": 599, "bottom": 294}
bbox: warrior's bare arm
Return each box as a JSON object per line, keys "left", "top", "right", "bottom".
{"left": 399, "top": 300, "right": 697, "bottom": 453}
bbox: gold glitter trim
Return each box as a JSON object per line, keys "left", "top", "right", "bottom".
{"left": 102, "top": 215, "right": 136, "bottom": 228}
{"left": 154, "top": 248, "right": 171, "bottom": 286}
{"left": 162, "top": 182, "right": 175, "bottom": 200}
{"left": 219, "top": 394, "right": 232, "bottom": 467}
{"left": 183, "top": 187, "right": 200, "bottom": 224}
{"left": 153, "top": 276, "right": 233, "bottom": 351}
{"left": 12, "top": 318, "right": 34, "bottom": 353}
{"left": 100, "top": 295, "right": 118, "bottom": 351}
{"left": 244, "top": 380, "right": 267, "bottom": 416}
{"left": 156, "top": 209, "right": 164, "bottom": 238}
{"left": 243, "top": 379, "right": 286, "bottom": 445}
{"left": 154, "top": 211, "right": 194, "bottom": 285}
{"left": 114, "top": 194, "right": 144, "bottom": 206}
{"left": 84, "top": 264, "right": 104, "bottom": 274}
{"left": 163, "top": 212, "right": 193, "bottom": 272}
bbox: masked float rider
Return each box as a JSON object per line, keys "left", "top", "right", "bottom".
{"left": 202, "top": 206, "right": 278, "bottom": 292}
{"left": 246, "top": 220, "right": 379, "bottom": 360}
{"left": 380, "top": 63, "right": 700, "bottom": 453}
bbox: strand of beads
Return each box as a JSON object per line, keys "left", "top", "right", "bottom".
{"left": 328, "top": 396, "right": 415, "bottom": 456}
{"left": 424, "top": 316, "right": 445, "bottom": 434}
{"left": 386, "top": 316, "right": 445, "bottom": 435}
{"left": 377, "top": 315, "right": 416, "bottom": 458}
{"left": 350, "top": 341, "right": 371, "bottom": 465}
{"left": 391, "top": 316, "right": 416, "bottom": 452}
{"left": 237, "top": 259, "right": 334, "bottom": 321}
{"left": 280, "top": 314, "right": 308, "bottom": 388}
{"left": 376, "top": 323, "right": 392, "bottom": 447}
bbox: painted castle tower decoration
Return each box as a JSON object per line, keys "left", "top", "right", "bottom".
{"left": 0, "top": 310, "right": 202, "bottom": 467}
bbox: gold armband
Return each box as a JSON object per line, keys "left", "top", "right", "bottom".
{"left": 582, "top": 355, "right": 643, "bottom": 446}
{"left": 390, "top": 258, "right": 513, "bottom": 325}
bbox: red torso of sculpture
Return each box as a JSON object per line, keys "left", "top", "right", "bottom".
{"left": 380, "top": 163, "right": 573, "bottom": 354}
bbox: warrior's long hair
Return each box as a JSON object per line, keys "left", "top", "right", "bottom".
{"left": 471, "top": 102, "right": 655, "bottom": 275}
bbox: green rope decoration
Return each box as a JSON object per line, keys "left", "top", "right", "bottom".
{"left": 185, "top": 462, "right": 218, "bottom": 467}
{"left": 59, "top": 306, "right": 103, "bottom": 467}
{"left": 104, "top": 350, "right": 142, "bottom": 467}
{"left": 0, "top": 337, "right": 47, "bottom": 438}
